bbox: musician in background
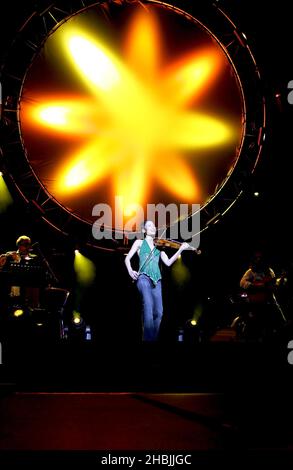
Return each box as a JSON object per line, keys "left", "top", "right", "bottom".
{"left": 125, "top": 220, "right": 190, "bottom": 341}
{"left": 239, "top": 251, "right": 285, "bottom": 339}
{"left": 0, "top": 235, "right": 36, "bottom": 266}
{"left": 0, "top": 235, "right": 40, "bottom": 307}
{"left": 240, "top": 251, "right": 276, "bottom": 298}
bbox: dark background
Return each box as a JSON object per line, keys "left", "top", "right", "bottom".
{"left": 0, "top": 0, "right": 293, "bottom": 342}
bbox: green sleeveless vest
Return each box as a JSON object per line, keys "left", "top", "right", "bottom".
{"left": 139, "top": 239, "right": 161, "bottom": 284}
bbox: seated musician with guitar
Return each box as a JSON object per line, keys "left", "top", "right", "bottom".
{"left": 240, "top": 251, "right": 276, "bottom": 304}
{"left": 239, "top": 251, "right": 286, "bottom": 339}
{"left": 125, "top": 220, "right": 198, "bottom": 341}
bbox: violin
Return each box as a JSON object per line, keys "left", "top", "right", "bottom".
{"left": 154, "top": 238, "right": 201, "bottom": 254}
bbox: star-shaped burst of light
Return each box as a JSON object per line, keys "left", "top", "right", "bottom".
{"left": 25, "top": 6, "right": 235, "bottom": 217}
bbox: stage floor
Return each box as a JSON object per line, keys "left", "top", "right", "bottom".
{"left": 0, "top": 390, "right": 293, "bottom": 467}
{"left": 0, "top": 392, "right": 229, "bottom": 451}
{"left": 1, "top": 341, "right": 293, "bottom": 466}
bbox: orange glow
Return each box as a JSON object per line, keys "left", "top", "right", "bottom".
{"left": 161, "top": 51, "right": 223, "bottom": 106}
{"left": 156, "top": 153, "right": 199, "bottom": 199}
{"left": 114, "top": 150, "right": 149, "bottom": 216}
{"left": 25, "top": 98, "right": 104, "bottom": 135}
{"left": 59, "top": 12, "right": 232, "bottom": 214}
{"left": 168, "top": 111, "right": 232, "bottom": 148}
{"left": 20, "top": 5, "right": 242, "bottom": 223}
{"left": 125, "top": 7, "right": 161, "bottom": 82}
{"left": 55, "top": 139, "right": 121, "bottom": 192}
{"left": 68, "top": 35, "right": 122, "bottom": 92}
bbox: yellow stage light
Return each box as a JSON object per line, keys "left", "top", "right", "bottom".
{"left": 74, "top": 251, "right": 96, "bottom": 287}
{"left": 73, "top": 310, "right": 82, "bottom": 324}
{"left": 13, "top": 309, "right": 24, "bottom": 318}
{"left": 191, "top": 303, "right": 204, "bottom": 325}
{"left": 171, "top": 256, "right": 190, "bottom": 286}
{"left": 0, "top": 173, "right": 13, "bottom": 213}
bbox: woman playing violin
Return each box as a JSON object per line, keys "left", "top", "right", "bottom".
{"left": 125, "top": 220, "right": 190, "bottom": 342}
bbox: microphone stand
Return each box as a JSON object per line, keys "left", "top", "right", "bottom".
{"left": 33, "top": 243, "right": 59, "bottom": 285}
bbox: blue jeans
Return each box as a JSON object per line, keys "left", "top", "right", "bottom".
{"left": 136, "top": 274, "right": 163, "bottom": 341}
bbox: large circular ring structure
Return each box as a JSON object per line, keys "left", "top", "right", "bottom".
{"left": 0, "top": 0, "right": 265, "bottom": 251}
